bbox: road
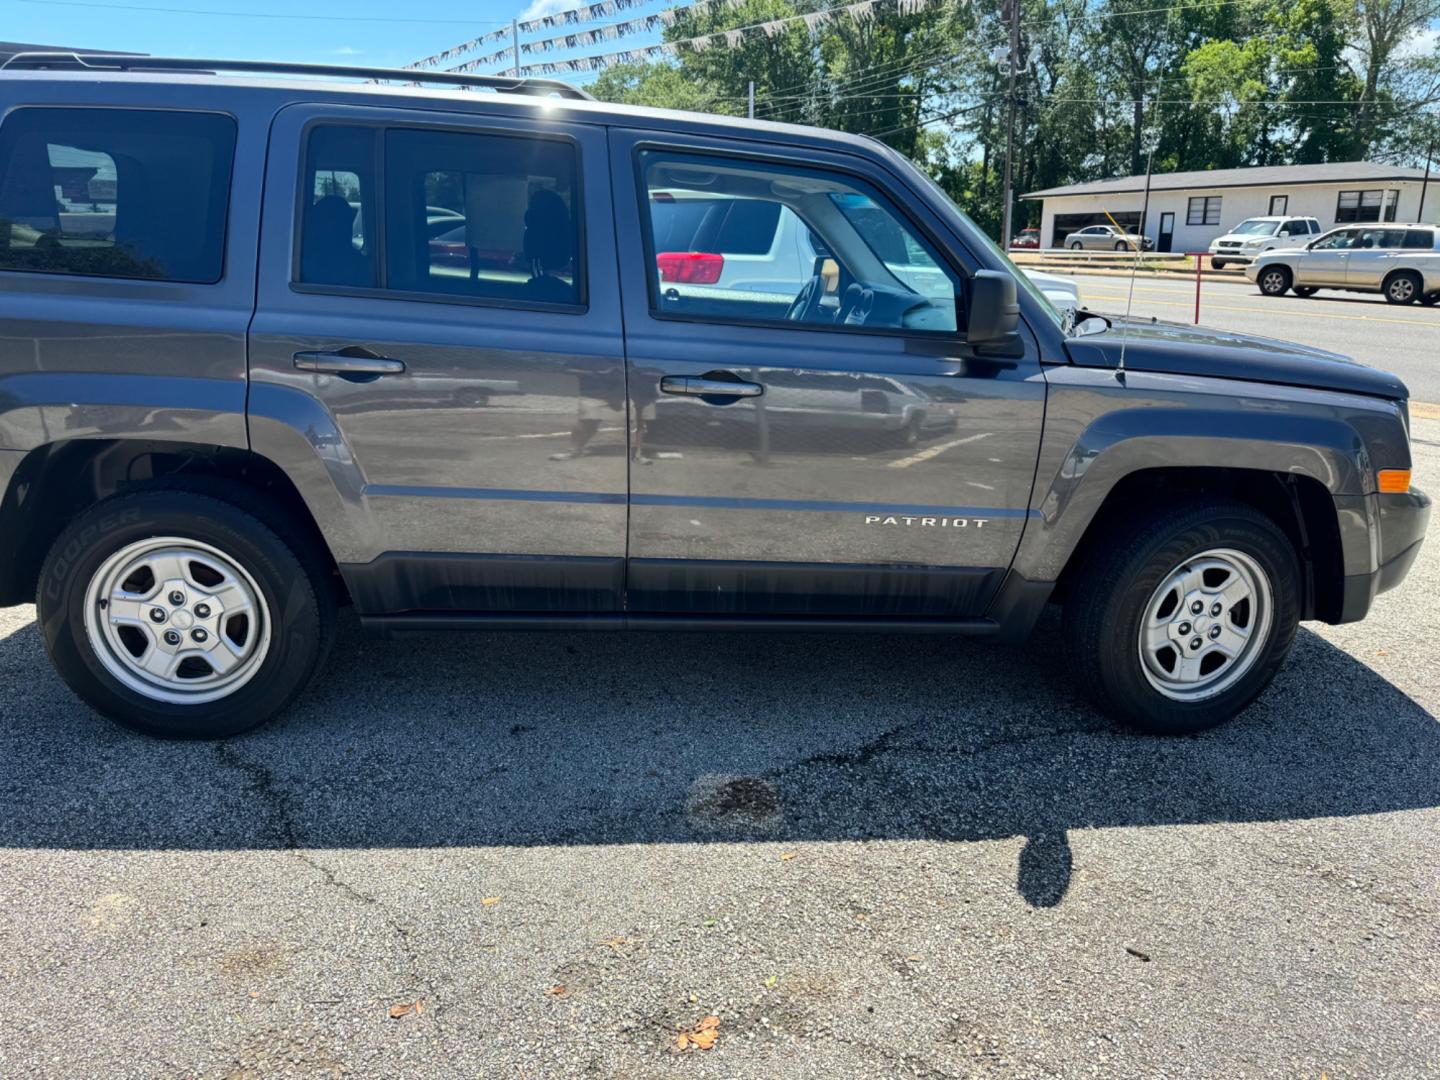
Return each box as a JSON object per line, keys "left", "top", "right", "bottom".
{"left": 1068, "top": 271, "right": 1440, "bottom": 404}
{"left": 1, "top": 426, "right": 1437, "bottom": 1077}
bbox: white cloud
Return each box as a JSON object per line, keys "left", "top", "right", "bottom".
{"left": 332, "top": 46, "right": 363, "bottom": 56}
{"left": 518, "top": 0, "right": 571, "bottom": 22}
{"left": 1395, "top": 25, "right": 1438, "bottom": 60}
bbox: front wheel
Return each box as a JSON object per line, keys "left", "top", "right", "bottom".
{"left": 38, "top": 490, "right": 336, "bottom": 738}
{"left": 1070, "top": 241, "right": 1083, "bottom": 250}
{"left": 1062, "top": 501, "right": 1300, "bottom": 735}
{"left": 1211, "top": 259, "right": 1226, "bottom": 271}
{"left": 1257, "top": 265, "right": 1291, "bottom": 296}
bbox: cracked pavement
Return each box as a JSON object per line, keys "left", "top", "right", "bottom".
{"left": 1, "top": 417, "right": 1437, "bottom": 1079}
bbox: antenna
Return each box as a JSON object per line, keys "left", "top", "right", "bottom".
{"left": 1115, "top": 124, "right": 1157, "bottom": 384}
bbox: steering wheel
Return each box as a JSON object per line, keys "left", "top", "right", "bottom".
{"left": 785, "top": 274, "right": 826, "bottom": 323}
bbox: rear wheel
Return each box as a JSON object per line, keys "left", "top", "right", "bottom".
{"left": 1070, "top": 241, "right": 1083, "bottom": 250}
{"left": 1257, "top": 265, "right": 1291, "bottom": 296}
{"left": 38, "top": 490, "right": 335, "bottom": 738}
{"left": 1114, "top": 241, "right": 1128, "bottom": 251}
{"left": 1062, "top": 501, "right": 1300, "bottom": 735}
{"left": 1292, "top": 286, "right": 1318, "bottom": 298}
{"left": 1384, "top": 270, "right": 1422, "bottom": 305}
{"left": 1422, "top": 291, "right": 1440, "bottom": 307}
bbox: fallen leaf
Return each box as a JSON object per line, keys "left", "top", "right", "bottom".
{"left": 596, "top": 935, "right": 629, "bottom": 953}
{"left": 481, "top": 896, "right": 501, "bottom": 906}
{"left": 763, "top": 975, "right": 778, "bottom": 988}
{"left": 388, "top": 1000, "right": 423, "bottom": 1018}
{"left": 674, "top": 1014, "right": 721, "bottom": 1051}
{"left": 1125, "top": 946, "right": 1152, "bottom": 962}
{"left": 546, "top": 984, "right": 567, "bottom": 996}
{"left": 905, "top": 954, "right": 922, "bottom": 963}
{"left": 779, "top": 851, "right": 797, "bottom": 861}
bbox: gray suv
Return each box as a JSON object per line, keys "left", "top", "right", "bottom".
{"left": 0, "top": 55, "right": 1430, "bottom": 739}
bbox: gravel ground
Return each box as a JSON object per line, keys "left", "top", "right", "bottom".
{"left": 1, "top": 421, "right": 1437, "bottom": 1080}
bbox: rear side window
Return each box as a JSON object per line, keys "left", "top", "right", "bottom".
{"left": 0, "top": 107, "right": 236, "bottom": 283}
{"left": 1402, "top": 229, "right": 1435, "bottom": 249}
{"left": 386, "top": 129, "right": 581, "bottom": 307}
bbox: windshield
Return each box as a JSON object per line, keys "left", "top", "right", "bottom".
{"left": 1231, "top": 219, "right": 1278, "bottom": 236}
{"left": 905, "top": 161, "right": 1064, "bottom": 329}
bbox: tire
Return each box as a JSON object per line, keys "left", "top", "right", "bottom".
{"left": 1292, "top": 286, "right": 1318, "bottom": 298}
{"left": 1257, "top": 265, "right": 1291, "bottom": 296}
{"left": 1062, "top": 500, "right": 1300, "bottom": 735}
{"left": 1421, "top": 291, "right": 1440, "bottom": 307}
{"left": 38, "top": 489, "right": 336, "bottom": 739}
{"left": 1211, "top": 259, "right": 1226, "bottom": 271}
{"left": 894, "top": 413, "right": 924, "bottom": 448}
{"left": 1070, "top": 241, "right": 1083, "bottom": 250}
{"left": 1114, "top": 241, "right": 1128, "bottom": 251}
{"left": 1383, "top": 270, "right": 1422, "bottom": 305}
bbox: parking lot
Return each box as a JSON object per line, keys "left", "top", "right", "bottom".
{"left": 2, "top": 329, "right": 1438, "bottom": 1080}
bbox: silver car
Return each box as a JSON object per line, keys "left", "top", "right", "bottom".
{"left": 1247, "top": 224, "right": 1440, "bottom": 305}
{"left": 1062, "top": 224, "right": 1151, "bottom": 251}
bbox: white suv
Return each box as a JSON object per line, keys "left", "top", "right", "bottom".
{"left": 1209, "top": 216, "right": 1321, "bottom": 269}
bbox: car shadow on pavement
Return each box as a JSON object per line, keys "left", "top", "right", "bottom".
{"left": 1, "top": 611, "right": 1436, "bottom": 908}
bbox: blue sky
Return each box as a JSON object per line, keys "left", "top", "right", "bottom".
{"left": 4, "top": 0, "right": 661, "bottom": 81}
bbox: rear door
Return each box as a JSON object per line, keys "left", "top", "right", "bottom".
{"left": 249, "top": 103, "right": 627, "bottom": 615}
{"left": 1346, "top": 228, "right": 1406, "bottom": 287}
{"left": 609, "top": 129, "right": 1046, "bottom": 618}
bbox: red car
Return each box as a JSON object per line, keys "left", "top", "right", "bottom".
{"left": 1010, "top": 227, "right": 1040, "bottom": 250}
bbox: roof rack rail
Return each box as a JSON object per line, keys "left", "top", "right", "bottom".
{"left": 0, "top": 52, "right": 594, "bottom": 101}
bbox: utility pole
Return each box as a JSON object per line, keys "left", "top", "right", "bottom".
{"left": 1000, "top": 0, "right": 1021, "bottom": 248}
{"left": 1421, "top": 131, "right": 1435, "bottom": 223}
{"left": 747, "top": 79, "right": 755, "bottom": 120}
{"left": 512, "top": 18, "right": 520, "bottom": 78}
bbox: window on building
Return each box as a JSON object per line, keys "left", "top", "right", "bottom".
{"left": 0, "top": 107, "right": 236, "bottom": 283}
{"left": 1187, "top": 196, "right": 1222, "bottom": 226}
{"left": 1336, "top": 188, "right": 1401, "bottom": 224}
{"left": 1269, "top": 194, "right": 1288, "bottom": 215}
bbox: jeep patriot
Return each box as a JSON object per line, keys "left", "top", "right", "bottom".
{"left": 0, "top": 55, "right": 1429, "bottom": 738}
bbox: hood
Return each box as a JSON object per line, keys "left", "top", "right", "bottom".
{"left": 1064, "top": 317, "right": 1407, "bottom": 400}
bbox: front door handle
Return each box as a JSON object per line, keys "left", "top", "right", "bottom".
{"left": 660, "top": 375, "right": 763, "bottom": 398}
{"left": 293, "top": 347, "right": 406, "bottom": 377}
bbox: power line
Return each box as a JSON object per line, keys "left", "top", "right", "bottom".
{"left": 14, "top": 0, "right": 509, "bottom": 22}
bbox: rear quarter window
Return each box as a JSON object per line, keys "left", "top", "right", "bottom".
{"left": 1402, "top": 229, "right": 1436, "bottom": 249}
{"left": 0, "top": 107, "right": 236, "bottom": 283}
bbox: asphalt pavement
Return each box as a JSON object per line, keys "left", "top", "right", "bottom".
{"left": 1, "top": 416, "right": 1437, "bottom": 1076}
{"left": 1068, "top": 271, "right": 1440, "bottom": 404}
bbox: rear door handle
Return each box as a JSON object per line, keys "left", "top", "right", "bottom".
{"left": 293, "top": 347, "right": 406, "bottom": 377}
{"left": 659, "top": 375, "right": 763, "bottom": 398}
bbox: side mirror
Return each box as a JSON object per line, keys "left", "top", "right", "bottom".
{"left": 1278, "top": 230, "right": 1290, "bottom": 238}
{"left": 966, "top": 269, "right": 1020, "bottom": 351}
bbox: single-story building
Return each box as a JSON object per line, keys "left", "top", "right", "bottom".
{"left": 1023, "top": 161, "right": 1438, "bottom": 251}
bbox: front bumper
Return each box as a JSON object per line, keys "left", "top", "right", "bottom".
{"left": 1337, "top": 487, "right": 1432, "bottom": 622}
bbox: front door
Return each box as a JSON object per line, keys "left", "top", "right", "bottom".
{"left": 609, "top": 130, "right": 1046, "bottom": 618}
{"left": 249, "top": 104, "right": 628, "bottom": 615}
{"left": 1302, "top": 228, "right": 1356, "bottom": 285}
{"left": 1157, "top": 212, "right": 1175, "bottom": 253}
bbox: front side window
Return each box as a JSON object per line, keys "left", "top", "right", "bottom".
{"left": 1311, "top": 229, "right": 1357, "bottom": 250}
{"left": 638, "top": 151, "right": 960, "bottom": 335}
{"left": 0, "top": 107, "right": 235, "bottom": 283}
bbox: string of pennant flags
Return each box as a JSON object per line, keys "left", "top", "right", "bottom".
{"left": 408, "top": 0, "right": 945, "bottom": 75}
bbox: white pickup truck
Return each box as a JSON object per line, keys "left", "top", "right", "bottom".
{"left": 1246, "top": 223, "right": 1440, "bottom": 305}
